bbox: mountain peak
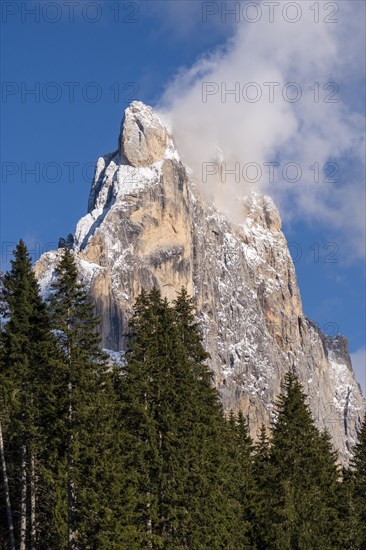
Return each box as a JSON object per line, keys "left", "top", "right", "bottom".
{"left": 119, "top": 101, "right": 170, "bottom": 167}
{"left": 34, "top": 106, "right": 365, "bottom": 464}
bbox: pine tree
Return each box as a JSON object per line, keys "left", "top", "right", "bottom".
{"left": 269, "top": 371, "right": 342, "bottom": 549}
{"left": 0, "top": 241, "right": 37, "bottom": 550}
{"left": 225, "top": 411, "right": 255, "bottom": 547}
{"left": 48, "top": 248, "right": 120, "bottom": 548}
{"left": 117, "top": 287, "right": 238, "bottom": 548}
{"left": 173, "top": 287, "right": 209, "bottom": 364}
{"left": 251, "top": 425, "right": 275, "bottom": 549}
{"left": 173, "top": 288, "right": 239, "bottom": 547}
{"left": 336, "top": 466, "right": 359, "bottom": 549}
{"left": 0, "top": 241, "right": 64, "bottom": 549}
{"left": 350, "top": 413, "right": 366, "bottom": 548}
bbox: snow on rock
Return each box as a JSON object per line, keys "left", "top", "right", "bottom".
{"left": 34, "top": 101, "right": 365, "bottom": 464}
{"left": 34, "top": 250, "right": 61, "bottom": 298}
{"left": 104, "top": 349, "right": 125, "bottom": 365}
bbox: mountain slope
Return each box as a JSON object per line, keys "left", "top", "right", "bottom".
{"left": 34, "top": 101, "right": 365, "bottom": 463}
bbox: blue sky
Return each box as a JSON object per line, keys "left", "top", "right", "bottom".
{"left": 1, "top": 1, "right": 365, "bottom": 391}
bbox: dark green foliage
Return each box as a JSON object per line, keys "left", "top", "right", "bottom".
{"left": 0, "top": 243, "right": 124, "bottom": 549}
{"left": 336, "top": 466, "right": 360, "bottom": 549}
{"left": 117, "top": 287, "right": 238, "bottom": 548}
{"left": 350, "top": 413, "right": 366, "bottom": 548}
{"left": 225, "top": 411, "right": 255, "bottom": 547}
{"left": 251, "top": 425, "right": 274, "bottom": 549}
{"left": 48, "top": 248, "right": 120, "bottom": 548}
{"left": 0, "top": 241, "right": 64, "bottom": 548}
{"left": 0, "top": 250, "right": 363, "bottom": 548}
{"left": 265, "top": 371, "right": 342, "bottom": 549}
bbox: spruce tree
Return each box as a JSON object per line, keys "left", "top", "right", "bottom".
{"left": 173, "top": 288, "right": 239, "bottom": 547}
{"left": 350, "top": 413, "right": 366, "bottom": 548}
{"left": 118, "top": 287, "right": 237, "bottom": 548}
{"left": 336, "top": 466, "right": 359, "bottom": 549}
{"left": 48, "top": 247, "right": 120, "bottom": 549}
{"left": 251, "top": 425, "right": 275, "bottom": 549}
{"left": 0, "top": 241, "right": 64, "bottom": 549}
{"left": 225, "top": 411, "right": 255, "bottom": 547}
{"left": 269, "top": 371, "right": 342, "bottom": 549}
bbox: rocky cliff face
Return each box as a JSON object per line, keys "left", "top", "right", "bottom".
{"left": 34, "top": 101, "right": 365, "bottom": 464}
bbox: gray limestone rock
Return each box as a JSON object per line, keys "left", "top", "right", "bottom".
{"left": 34, "top": 102, "right": 365, "bottom": 465}
{"left": 120, "top": 101, "right": 169, "bottom": 167}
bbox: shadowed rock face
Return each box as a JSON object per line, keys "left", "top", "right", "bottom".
{"left": 34, "top": 101, "right": 365, "bottom": 464}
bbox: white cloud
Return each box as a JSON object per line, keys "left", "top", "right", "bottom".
{"left": 158, "top": 0, "right": 366, "bottom": 258}
{"left": 350, "top": 347, "right": 366, "bottom": 397}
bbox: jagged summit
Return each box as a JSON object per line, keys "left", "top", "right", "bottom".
{"left": 34, "top": 101, "right": 365, "bottom": 463}
{"left": 119, "top": 101, "right": 170, "bottom": 167}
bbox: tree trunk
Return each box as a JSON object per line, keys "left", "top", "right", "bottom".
{"left": 30, "top": 452, "right": 36, "bottom": 550}
{"left": 144, "top": 391, "right": 153, "bottom": 547}
{"left": 20, "top": 441, "right": 27, "bottom": 550}
{"left": 146, "top": 495, "right": 153, "bottom": 549}
{"left": 0, "top": 420, "right": 16, "bottom": 550}
{"left": 68, "top": 381, "right": 75, "bottom": 550}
